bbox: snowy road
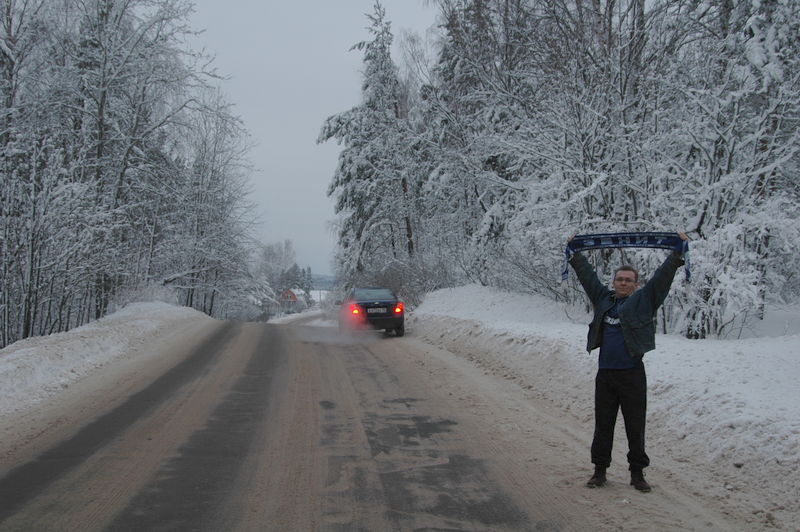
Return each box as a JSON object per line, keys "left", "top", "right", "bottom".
{"left": 0, "top": 315, "right": 745, "bottom": 530}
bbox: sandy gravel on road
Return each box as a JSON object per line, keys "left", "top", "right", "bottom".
{"left": 294, "top": 312, "right": 744, "bottom": 530}
{"left": 0, "top": 317, "right": 227, "bottom": 470}
{"left": 372, "top": 334, "right": 740, "bottom": 531}
{"left": 404, "top": 313, "right": 790, "bottom": 531}
{"left": 0, "top": 311, "right": 769, "bottom": 531}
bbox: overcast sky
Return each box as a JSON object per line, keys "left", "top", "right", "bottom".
{"left": 188, "top": 1, "right": 438, "bottom": 276}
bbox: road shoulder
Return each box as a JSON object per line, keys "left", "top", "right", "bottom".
{"left": 0, "top": 316, "right": 226, "bottom": 470}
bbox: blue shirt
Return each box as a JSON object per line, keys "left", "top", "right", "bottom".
{"left": 599, "top": 299, "right": 640, "bottom": 369}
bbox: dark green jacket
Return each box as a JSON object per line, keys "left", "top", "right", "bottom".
{"left": 569, "top": 251, "right": 684, "bottom": 357}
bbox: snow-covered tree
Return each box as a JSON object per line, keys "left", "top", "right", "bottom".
{"left": 319, "top": 1, "right": 420, "bottom": 283}
{"left": 0, "top": 0, "right": 257, "bottom": 347}
{"left": 322, "top": 0, "right": 800, "bottom": 336}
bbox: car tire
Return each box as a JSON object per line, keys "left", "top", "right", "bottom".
{"left": 395, "top": 325, "right": 405, "bottom": 337}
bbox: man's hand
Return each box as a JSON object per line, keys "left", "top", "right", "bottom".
{"left": 678, "top": 232, "right": 689, "bottom": 241}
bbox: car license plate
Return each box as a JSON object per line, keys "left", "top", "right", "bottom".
{"left": 367, "top": 307, "right": 386, "bottom": 314}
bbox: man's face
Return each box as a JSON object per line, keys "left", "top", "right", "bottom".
{"left": 613, "top": 271, "right": 639, "bottom": 298}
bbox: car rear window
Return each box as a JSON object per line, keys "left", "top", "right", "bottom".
{"left": 353, "top": 288, "right": 395, "bottom": 300}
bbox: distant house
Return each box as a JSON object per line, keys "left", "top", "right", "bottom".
{"left": 280, "top": 288, "right": 309, "bottom": 313}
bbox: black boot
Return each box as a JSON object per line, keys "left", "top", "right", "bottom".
{"left": 586, "top": 466, "right": 607, "bottom": 488}
{"left": 630, "top": 469, "right": 651, "bottom": 492}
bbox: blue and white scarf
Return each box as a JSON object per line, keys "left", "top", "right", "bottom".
{"left": 562, "top": 232, "right": 691, "bottom": 281}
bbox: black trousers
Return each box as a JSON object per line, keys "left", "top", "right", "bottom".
{"left": 591, "top": 365, "right": 649, "bottom": 470}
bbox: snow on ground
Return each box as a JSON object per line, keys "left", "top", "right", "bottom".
{"left": 407, "top": 285, "right": 800, "bottom": 530}
{"left": 1, "top": 286, "right": 798, "bottom": 528}
{"left": 0, "top": 302, "right": 213, "bottom": 419}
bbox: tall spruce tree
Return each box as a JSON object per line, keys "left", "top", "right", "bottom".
{"left": 319, "top": 2, "right": 416, "bottom": 282}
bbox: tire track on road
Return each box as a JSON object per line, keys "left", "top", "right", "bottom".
{"left": 0, "top": 322, "right": 239, "bottom": 528}
{"left": 104, "top": 324, "right": 286, "bottom": 531}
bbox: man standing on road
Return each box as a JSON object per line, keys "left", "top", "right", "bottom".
{"left": 567, "top": 232, "right": 688, "bottom": 492}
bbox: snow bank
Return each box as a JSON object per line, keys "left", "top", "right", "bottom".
{"left": 0, "top": 302, "right": 212, "bottom": 418}
{"left": 408, "top": 284, "right": 799, "bottom": 530}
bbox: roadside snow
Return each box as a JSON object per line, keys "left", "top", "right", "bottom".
{"left": 1, "top": 287, "right": 797, "bottom": 528}
{"left": 408, "top": 284, "right": 799, "bottom": 530}
{"left": 0, "top": 302, "right": 213, "bottom": 419}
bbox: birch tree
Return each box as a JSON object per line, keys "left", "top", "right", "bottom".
{"left": 0, "top": 0, "right": 257, "bottom": 347}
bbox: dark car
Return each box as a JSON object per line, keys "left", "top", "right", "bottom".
{"left": 338, "top": 287, "right": 405, "bottom": 336}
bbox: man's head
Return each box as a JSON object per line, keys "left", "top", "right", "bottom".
{"left": 613, "top": 265, "right": 639, "bottom": 298}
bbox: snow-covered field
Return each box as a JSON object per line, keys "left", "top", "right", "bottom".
{"left": 1, "top": 285, "right": 797, "bottom": 529}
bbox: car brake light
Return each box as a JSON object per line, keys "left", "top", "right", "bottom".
{"left": 349, "top": 303, "right": 362, "bottom": 315}
{"left": 394, "top": 302, "right": 404, "bottom": 314}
